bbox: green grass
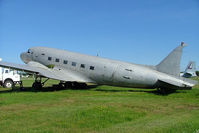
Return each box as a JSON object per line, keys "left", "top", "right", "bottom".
{"left": 0, "top": 77, "right": 199, "bottom": 133}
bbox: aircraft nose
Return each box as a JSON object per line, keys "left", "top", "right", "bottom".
{"left": 20, "top": 52, "right": 32, "bottom": 64}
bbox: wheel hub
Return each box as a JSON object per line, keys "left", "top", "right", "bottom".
{"left": 6, "top": 82, "right": 12, "bottom": 88}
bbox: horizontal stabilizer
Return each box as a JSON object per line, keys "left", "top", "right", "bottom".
{"left": 158, "top": 76, "right": 198, "bottom": 90}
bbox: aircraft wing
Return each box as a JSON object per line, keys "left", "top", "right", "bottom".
{"left": 0, "top": 61, "right": 94, "bottom": 83}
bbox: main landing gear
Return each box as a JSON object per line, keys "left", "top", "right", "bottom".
{"left": 32, "top": 75, "right": 49, "bottom": 90}
{"left": 32, "top": 75, "right": 88, "bottom": 90}
{"left": 56, "top": 82, "right": 88, "bottom": 90}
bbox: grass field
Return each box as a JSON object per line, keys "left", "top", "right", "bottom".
{"left": 0, "top": 77, "right": 199, "bottom": 133}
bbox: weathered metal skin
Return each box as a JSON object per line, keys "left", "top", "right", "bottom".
{"left": 18, "top": 44, "right": 197, "bottom": 90}
{"left": 0, "top": 43, "right": 195, "bottom": 90}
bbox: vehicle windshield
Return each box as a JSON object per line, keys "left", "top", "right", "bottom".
{"left": 5, "top": 69, "right": 9, "bottom": 73}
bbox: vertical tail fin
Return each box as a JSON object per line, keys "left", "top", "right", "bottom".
{"left": 185, "top": 61, "right": 196, "bottom": 73}
{"left": 183, "top": 61, "right": 197, "bottom": 77}
{"left": 156, "top": 42, "right": 187, "bottom": 76}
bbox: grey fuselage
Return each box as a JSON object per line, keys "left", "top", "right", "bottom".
{"left": 20, "top": 47, "right": 191, "bottom": 89}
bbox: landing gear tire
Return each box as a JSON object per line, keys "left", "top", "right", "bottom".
{"left": 32, "top": 82, "right": 42, "bottom": 90}
{"left": 72, "top": 82, "right": 87, "bottom": 90}
{"left": 63, "top": 82, "right": 88, "bottom": 90}
{"left": 72, "top": 82, "right": 80, "bottom": 89}
{"left": 79, "top": 83, "right": 88, "bottom": 89}
{"left": 20, "top": 87, "right": 25, "bottom": 91}
{"left": 64, "top": 82, "right": 73, "bottom": 89}
{"left": 3, "top": 79, "right": 14, "bottom": 88}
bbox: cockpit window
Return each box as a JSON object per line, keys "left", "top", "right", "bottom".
{"left": 27, "top": 49, "right": 33, "bottom": 54}
{"left": 27, "top": 49, "right": 31, "bottom": 53}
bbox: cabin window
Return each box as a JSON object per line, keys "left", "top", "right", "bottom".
{"left": 56, "top": 58, "right": 60, "bottom": 62}
{"left": 42, "top": 53, "right": 45, "bottom": 56}
{"left": 80, "top": 64, "right": 85, "bottom": 68}
{"left": 48, "top": 57, "right": 52, "bottom": 61}
{"left": 90, "top": 66, "right": 95, "bottom": 70}
{"left": 63, "top": 60, "right": 68, "bottom": 64}
{"left": 72, "top": 62, "right": 76, "bottom": 67}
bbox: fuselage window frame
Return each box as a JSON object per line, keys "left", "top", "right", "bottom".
{"left": 48, "top": 57, "right": 52, "bottom": 61}
{"left": 63, "top": 60, "right": 68, "bottom": 64}
{"left": 80, "top": 64, "right": 85, "bottom": 68}
{"left": 72, "top": 62, "right": 77, "bottom": 67}
{"left": 55, "top": 58, "right": 60, "bottom": 63}
{"left": 90, "top": 66, "right": 95, "bottom": 70}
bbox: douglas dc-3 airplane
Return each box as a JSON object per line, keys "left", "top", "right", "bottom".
{"left": 0, "top": 42, "right": 197, "bottom": 92}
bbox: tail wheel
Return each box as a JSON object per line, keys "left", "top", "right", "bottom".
{"left": 3, "top": 79, "right": 14, "bottom": 88}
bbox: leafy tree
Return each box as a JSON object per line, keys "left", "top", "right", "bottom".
{"left": 196, "top": 71, "right": 199, "bottom": 76}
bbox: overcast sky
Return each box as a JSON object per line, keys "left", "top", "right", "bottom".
{"left": 0, "top": 0, "right": 199, "bottom": 70}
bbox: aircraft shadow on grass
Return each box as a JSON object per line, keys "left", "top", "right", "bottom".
{"left": 0, "top": 85, "right": 179, "bottom": 96}
{"left": 0, "top": 84, "right": 99, "bottom": 93}
{"left": 94, "top": 88, "right": 179, "bottom": 96}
